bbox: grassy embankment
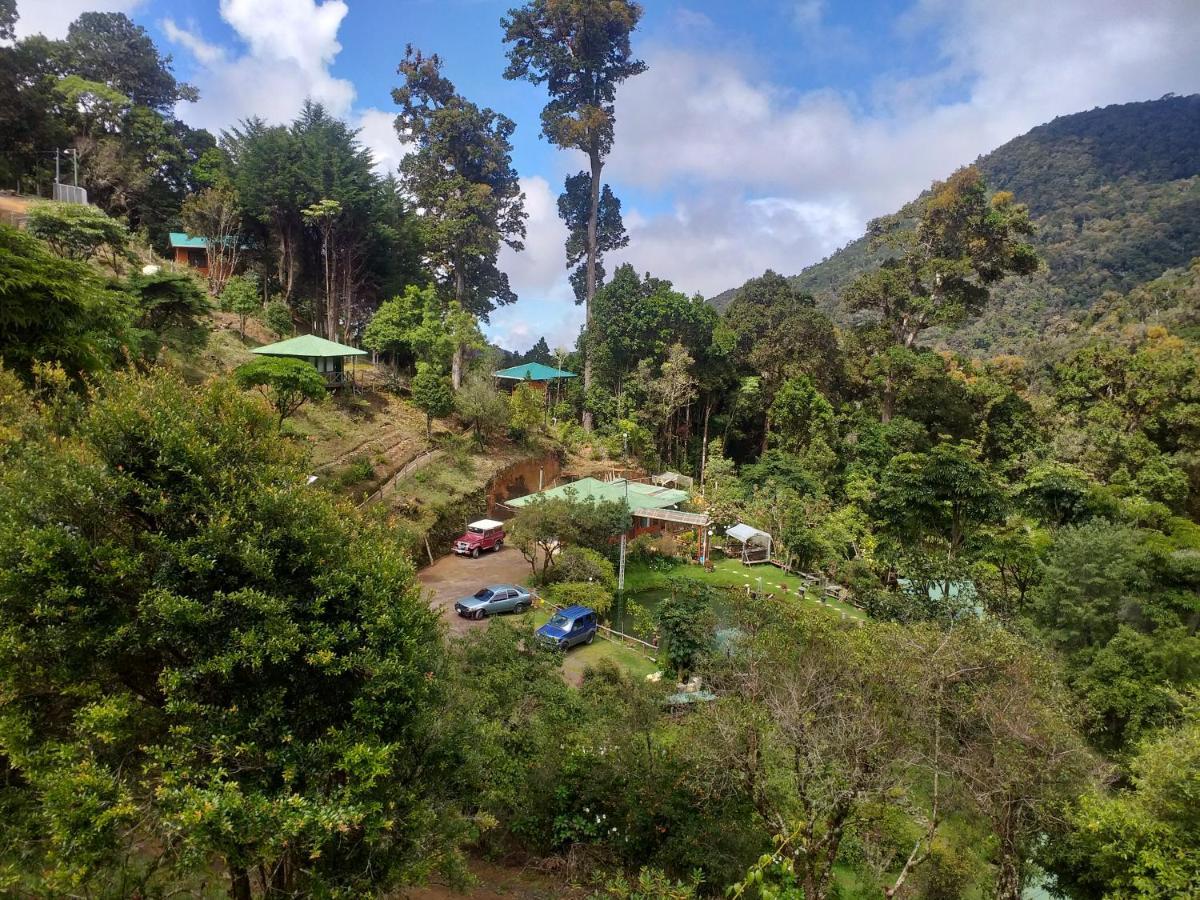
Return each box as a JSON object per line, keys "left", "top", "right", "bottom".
{"left": 527, "top": 608, "right": 659, "bottom": 682}
{"left": 170, "top": 312, "right": 543, "bottom": 556}
{"left": 622, "top": 554, "right": 867, "bottom": 621}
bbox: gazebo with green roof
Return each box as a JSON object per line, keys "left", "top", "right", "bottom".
{"left": 493, "top": 362, "right": 576, "bottom": 385}
{"left": 252, "top": 334, "right": 367, "bottom": 389}
{"left": 493, "top": 362, "right": 576, "bottom": 419}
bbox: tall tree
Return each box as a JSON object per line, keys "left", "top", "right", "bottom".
{"left": 522, "top": 335, "right": 553, "bottom": 365}
{"left": 503, "top": 0, "right": 647, "bottom": 430}
{"left": 224, "top": 118, "right": 306, "bottom": 303}
{"left": 558, "top": 171, "right": 628, "bottom": 301}
{"left": 64, "top": 12, "right": 196, "bottom": 113}
{"left": 876, "top": 441, "right": 1006, "bottom": 609}
{"left": 180, "top": 185, "right": 243, "bottom": 296}
{"left": 0, "top": 0, "right": 15, "bottom": 42}
{"left": 845, "top": 167, "right": 1038, "bottom": 421}
{"left": 302, "top": 198, "right": 344, "bottom": 339}
{"left": 393, "top": 45, "right": 526, "bottom": 383}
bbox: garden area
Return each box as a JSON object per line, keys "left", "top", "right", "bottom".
{"left": 527, "top": 608, "right": 659, "bottom": 683}
{"left": 611, "top": 552, "right": 866, "bottom": 641}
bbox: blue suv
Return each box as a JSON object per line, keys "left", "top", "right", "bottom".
{"left": 536, "top": 605, "right": 598, "bottom": 650}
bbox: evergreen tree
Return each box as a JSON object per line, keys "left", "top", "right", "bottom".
{"left": 503, "top": 0, "right": 647, "bottom": 430}
{"left": 393, "top": 46, "right": 526, "bottom": 341}
{"left": 411, "top": 362, "right": 454, "bottom": 438}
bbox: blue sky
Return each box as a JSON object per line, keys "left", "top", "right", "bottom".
{"left": 20, "top": 1, "right": 1200, "bottom": 352}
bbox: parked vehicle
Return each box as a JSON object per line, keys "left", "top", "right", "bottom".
{"left": 535, "top": 605, "right": 598, "bottom": 650}
{"left": 452, "top": 519, "right": 506, "bottom": 558}
{"left": 454, "top": 584, "right": 532, "bottom": 620}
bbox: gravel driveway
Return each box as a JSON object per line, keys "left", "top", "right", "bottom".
{"left": 418, "top": 545, "right": 538, "bottom": 636}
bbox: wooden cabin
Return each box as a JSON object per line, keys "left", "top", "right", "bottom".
{"left": 169, "top": 232, "right": 209, "bottom": 275}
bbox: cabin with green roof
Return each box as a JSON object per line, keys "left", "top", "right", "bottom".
{"left": 505, "top": 475, "right": 693, "bottom": 543}
{"left": 252, "top": 334, "right": 367, "bottom": 389}
{"left": 169, "top": 232, "right": 208, "bottom": 274}
{"left": 494, "top": 362, "right": 577, "bottom": 420}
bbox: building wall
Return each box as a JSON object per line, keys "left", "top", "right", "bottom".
{"left": 174, "top": 247, "right": 209, "bottom": 275}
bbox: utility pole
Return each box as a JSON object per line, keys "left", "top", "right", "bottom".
{"left": 54, "top": 148, "right": 61, "bottom": 186}
{"left": 617, "top": 478, "right": 629, "bottom": 592}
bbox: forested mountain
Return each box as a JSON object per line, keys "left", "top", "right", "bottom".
{"left": 714, "top": 94, "right": 1200, "bottom": 351}
{"left": 3, "top": 3, "right": 1200, "bottom": 897}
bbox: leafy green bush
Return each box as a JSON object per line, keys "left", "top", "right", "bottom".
{"left": 263, "top": 300, "right": 293, "bottom": 338}
{"left": 0, "top": 369, "right": 450, "bottom": 897}
{"left": 337, "top": 455, "right": 375, "bottom": 487}
{"left": 220, "top": 273, "right": 260, "bottom": 338}
{"left": 27, "top": 201, "right": 130, "bottom": 265}
{"left": 545, "top": 580, "right": 613, "bottom": 619}
{"left": 656, "top": 580, "right": 717, "bottom": 679}
{"left": 0, "top": 224, "right": 137, "bottom": 382}
{"left": 542, "top": 546, "right": 616, "bottom": 590}
{"left": 233, "top": 356, "right": 326, "bottom": 424}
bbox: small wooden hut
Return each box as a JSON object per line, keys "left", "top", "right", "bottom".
{"left": 252, "top": 334, "right": 367, "bottom": 390}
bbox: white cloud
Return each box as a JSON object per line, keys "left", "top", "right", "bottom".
{"left": 14, "top": 0, "right": 144, "bottom": 40}
{"left": 609, "top": 191, "right": 861, "bottom": 300}
{"left": 603, "top": 0, "right": 1200, "bottom": 297}
{"left": 167, "top": 0, "right": 356, "bottom": 130}
{"left": 488, "top": 176, "right": 584, "bottom": 352}
{"left": 160, "top": 19, "right": 225, "bottom": 66}
{"left": 354, "top": 108, "right": 409, "bottom": 177}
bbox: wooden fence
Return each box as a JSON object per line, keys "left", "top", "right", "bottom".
{"left": 534, "top": 592, "right": 659, "bottom": 662}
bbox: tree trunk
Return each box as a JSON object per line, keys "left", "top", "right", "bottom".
{"left": 323, "top": 227, "right": 337, "bottom": 341}
{"left": 581, "top": 149, "right": 602, "bottom": 433}
{"left": 881, "top": 371, "right": 896, "bottom": 423}
{"left": 228, "top": 864, "right": 251, "bottom": 900}
{"left": 700, "top": 398, "right": 711, "bottom": 485}
{"left": 452, "top": 259, "right": 466, "bottom": 389}
{"left": 995, "top": 852, "right": 1021, "bottom": 900}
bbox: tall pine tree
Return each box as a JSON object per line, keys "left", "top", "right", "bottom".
{"left": 503, "top": 0, "right": 646, "bottom": 429}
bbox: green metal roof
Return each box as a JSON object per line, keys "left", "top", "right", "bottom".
{"left": 168, "top": 232, "right": 207, "bottom": 249}
{"left": 252, "top": 334, "right": 367, "bottom": 358}
{"left": 494, "top": 362, "right": 576, "bottom": 381}
{"left": 506, "top": 477, "right": 688, "bottom": 511}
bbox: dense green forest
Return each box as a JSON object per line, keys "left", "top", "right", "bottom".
{"left": 0, "top": 2, "right": 1198, "bottom": 899}
{"left": 713, "top": 95, "right": 1200, "bottom": 352}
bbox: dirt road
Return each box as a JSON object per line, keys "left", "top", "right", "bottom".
{"left": 418, "top": 545, "right": 536, "bottom": 636}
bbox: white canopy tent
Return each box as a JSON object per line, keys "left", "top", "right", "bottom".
{"left": 726, "top": 523, "right": 772, "bottom": 564}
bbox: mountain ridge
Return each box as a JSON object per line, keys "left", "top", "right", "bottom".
{"left": 712, "top": 94, "right": 1200, "bottom": 352}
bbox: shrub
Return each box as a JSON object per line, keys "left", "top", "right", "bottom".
{"left": 220, "top": 274, "right": 260, "bottom": 338}
{"left": 337, "top": 455, "right": 375, "bottom": 487}
{"left": 233, "top": 356, "right": 326, "bottom": 424}
{"left": 27, "top": 201, "right": 130, "bottom": 265}
{"left": 264, "top": 300, "right": 293, "bottom": 338}
{"left": 656, "top": 579, "right": 717, "bottom": 679}
{"left": 543, "top": 546, "right": 616, "bottom": 590}
{"left": 411, "top": 363, "right": 454, "bottom": 439}
{"left": 545, "top": 581, "right": 613, "bottom": 619}
{"left": 456, "top": 375, "right": 509, "bottom": 445}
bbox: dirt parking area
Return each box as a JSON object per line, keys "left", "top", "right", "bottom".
{"left": 418, "top": 545, "right": 536, "bottom": 636}
{"left": 417, "top": 546, "right": 659, "bottom": 684}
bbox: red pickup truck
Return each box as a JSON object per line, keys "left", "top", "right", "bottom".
{"left": 452, "top": 519, "right": 506, "bottom": 558}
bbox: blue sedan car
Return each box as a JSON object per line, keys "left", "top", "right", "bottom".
{"left": 454, "top": 584, "right": 533, "bottom": 620}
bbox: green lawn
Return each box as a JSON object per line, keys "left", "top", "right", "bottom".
{"left": 622, "top": 555, "right": 867, "bottom": 621}
{"left": 529, "top": 609, "right": 660, "bottom": 683}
